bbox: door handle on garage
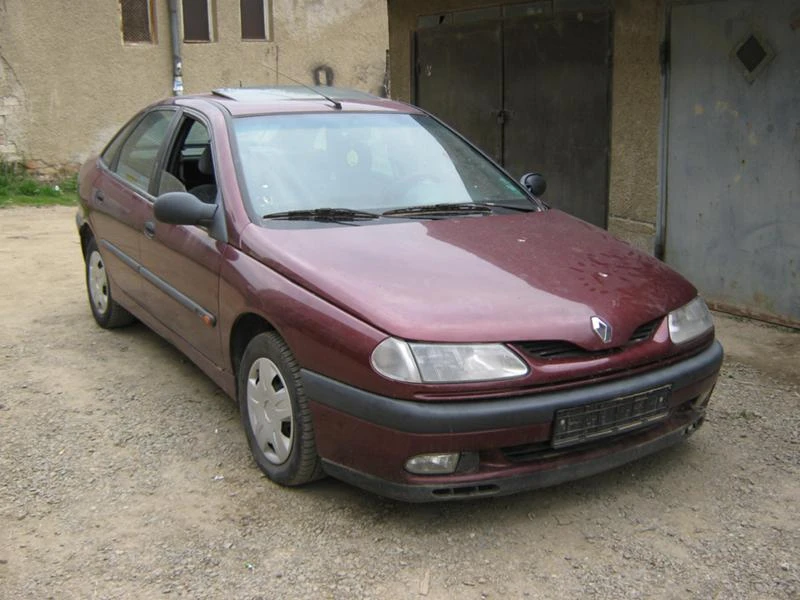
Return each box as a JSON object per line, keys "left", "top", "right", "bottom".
{"left": 143, "top": 221, "right": 156, "bottom": 239}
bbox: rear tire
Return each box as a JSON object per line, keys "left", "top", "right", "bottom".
{"left": 84, "top": 237, "right": 135, "bottom": 329}
{"left": 238, "top": 332, "right": 323, "bottom": 486}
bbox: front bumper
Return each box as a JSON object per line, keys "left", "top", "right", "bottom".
{"left": 302, "top": 341, "right": 723, "bottom": 502}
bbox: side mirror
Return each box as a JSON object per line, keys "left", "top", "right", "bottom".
{"left": 520, "top": 172, "right": 547, "bottom": 197}
{"left": 154, "top": 192, "right": 217, "bottom": 226}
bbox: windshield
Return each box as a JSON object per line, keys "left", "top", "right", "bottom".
{"left": 231, "top": 113, "right": 533, "bottom": 219}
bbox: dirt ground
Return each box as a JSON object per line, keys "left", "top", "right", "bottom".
{"left": 0, "top": 206, "right": 798, "bottom": 600}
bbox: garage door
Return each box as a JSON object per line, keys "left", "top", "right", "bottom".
{"left": 414, "top": 5, "right": 612, "bottom": 228}
{"left": 665, "top": 0, "right": 800, "bottom": 326}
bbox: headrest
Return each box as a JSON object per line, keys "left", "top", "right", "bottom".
{"left": 198, "top": 145, "right": 213, "bottom": 175}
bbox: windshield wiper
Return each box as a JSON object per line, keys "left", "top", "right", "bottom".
{"left": 263, "top": 208, "right": 380, "bottom": 222}
{"left": 382, "top": 203, "right": 494, "bottom": 218}
{"left": 473, "top": 201, "right": 537, "bottom": 212}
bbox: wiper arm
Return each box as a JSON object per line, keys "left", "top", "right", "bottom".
{"left": 382, "top": 203, "right": 493, "bottom": 218}
{"left": 473, "top": 201, "right": 536, "bottom": 213}
{"left": 263, "top": 208, "right": 380, "bottom": 221}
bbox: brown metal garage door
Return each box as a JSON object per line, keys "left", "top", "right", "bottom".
{"left": 414, "top": 5, "right": 612, "bottom": 228}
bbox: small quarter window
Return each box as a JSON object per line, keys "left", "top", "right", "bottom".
{"left": 120, "top": 0, "right": 156, "bottom": 44}
{"left": 240, "top": 0, "right": 271, "bottom": 41}
{"left": 182, "top": 0, "right": 214, "bottom": 42}
{"left": 115, "top": 111, "right": 174, "bottom": 193}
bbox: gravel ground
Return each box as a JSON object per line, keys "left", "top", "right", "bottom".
{"left": 0, "top": 206, "right": 798, "bottom": 599}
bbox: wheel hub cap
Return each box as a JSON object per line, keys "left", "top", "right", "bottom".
{"left": 247, "top": 358, "right": 293, "bottom": 464}
{"left": 88, "top": 250, "right": 109, "bottom": 314}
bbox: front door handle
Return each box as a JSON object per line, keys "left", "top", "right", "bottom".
{"left": 143, "top": 221, "right": 156, "bottom": 239}
{"left": 93, "top": 190, "right": 105, "bottom": 203}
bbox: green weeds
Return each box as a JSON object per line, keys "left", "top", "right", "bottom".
{"left": 0, "top": 165, "right": 79, "bottom": 207}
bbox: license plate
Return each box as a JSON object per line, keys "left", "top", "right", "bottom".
{"left": 552, "top": 385, "right": 671, "bottom": 448}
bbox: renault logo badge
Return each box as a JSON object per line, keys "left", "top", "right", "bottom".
{"left": 591, "top": 316, "right": 613, "bottom": 344}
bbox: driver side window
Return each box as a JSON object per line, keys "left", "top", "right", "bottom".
{"left": 158, "top": 116, "right": 218, "bottom": 204}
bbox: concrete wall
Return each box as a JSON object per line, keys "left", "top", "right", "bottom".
{"left": 387, "top": 0, "right": 664, "bottom": 253}
{"left": 607, "top": 0, "right": 664, "bottom": 253}
{"left": 0, "top": 0, "right": 388, "bottom": 172}
{"left": 0, "top": 0, "right": 171, "bottom": 172}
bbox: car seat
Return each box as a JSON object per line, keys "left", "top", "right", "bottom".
{"left": 189, "top": 146, "right": 218, "bottom": 203}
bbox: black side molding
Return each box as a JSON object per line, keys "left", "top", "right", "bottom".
{"left": 100, "top": 240, "right": 216, "bottom": 327}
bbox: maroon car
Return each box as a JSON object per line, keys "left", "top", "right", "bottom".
{"left": 76, "top": 87, "right": 723, "bottom": 501}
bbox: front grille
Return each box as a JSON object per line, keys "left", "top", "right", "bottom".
{"left": 501, "top": 428, "right": 652, "bottom": 464}
{"left": 516, "top": 340, "right": 611, "bottom": 360}
{"left": 628, "top": 318, "right": 661, "bottom": 343}
{"left": 517, "top": 317, "right": 663, "bottom": 361}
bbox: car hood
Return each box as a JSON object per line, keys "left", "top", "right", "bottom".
{"left": 240, "top": 210, "right": 696, "bottom": 347}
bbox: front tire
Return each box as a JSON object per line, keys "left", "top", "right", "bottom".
{"left": 238, "top": 332, "right": 323, "bottom": 486}
{"left": 84, "top": 237, "right": 135, "bottom": 329}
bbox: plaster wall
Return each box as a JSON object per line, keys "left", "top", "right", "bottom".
{"left": 0, "top": 0, "right": 171, "bottom": 171}
{"left": 387, "top": 0, "right": 664, "bottom": 252}
{"left": 0, "top": 0, "right": 387, "bottom": 170}
{"left": 607, "top": 0, "right": 664, "bottom": 252}
{"left": 182, "top": 1, "right": 388, "bottom": 100}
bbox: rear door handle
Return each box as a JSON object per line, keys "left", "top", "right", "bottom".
{"left": 93, "top": 190, "right": 104, "bottom": 203}
{"left": 143, "top": 221, "right": 156, "bottom": 239}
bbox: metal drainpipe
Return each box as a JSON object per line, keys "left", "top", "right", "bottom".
{"left": 655, "top": 6, "right": 672, "bottom": 261}
{"left": 168, "top": 0, "right": 184, "bottom": 95}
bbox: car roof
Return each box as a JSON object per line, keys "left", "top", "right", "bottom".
{"left": 171, "top": 86, "right": 421, "bottom": 117}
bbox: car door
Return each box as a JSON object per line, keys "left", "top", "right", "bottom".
{"left": 90, "top": 109, "right": 177, "bottom": 306}
{"left": 138, "top": 112, "right": 225, "bottom": 366}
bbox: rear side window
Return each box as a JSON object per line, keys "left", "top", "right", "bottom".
{"left": 114, "top": 110, "right": 174, "bottom": 193}
{"left": 101, "top": 117, "right": 140, "bottom": 167}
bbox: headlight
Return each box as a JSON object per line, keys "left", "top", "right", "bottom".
{"left": 371, "top": 338, "right": 529, "bottom": 383}
{"left": 668, "top": 297, "right": 714, "bottom": 344}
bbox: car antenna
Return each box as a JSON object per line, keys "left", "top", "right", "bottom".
{"left": 266, "top": 66, "right": 342, "bottom": 110}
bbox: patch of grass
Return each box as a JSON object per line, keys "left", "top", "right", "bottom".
{"left": 38, "top": 185, "right": 63, "bottom": 198}
{"left": 60, "top": 174, "right": 78, "bottom": 194}
{"left": 17, "top": 180, "right": 40, "bottom": 196}
{"left": 0, "top": 164, "right": 79, "bottom": 208}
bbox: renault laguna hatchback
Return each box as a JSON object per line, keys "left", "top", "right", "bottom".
{"left": 76, "top": 87, "right": 723, "bottom": 501}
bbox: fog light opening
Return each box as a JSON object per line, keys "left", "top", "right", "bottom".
{"left": 405, "top": 452, "right": 461, "bottom": 475}
{"left": 691, "top": 388, "right": 714, "bottom": 411}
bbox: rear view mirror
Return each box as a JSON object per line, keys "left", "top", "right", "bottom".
{"left": 520, "top": 172, "right": 547, "bottom": 197}
{"left": 154, "top": 192, "right": 217, "bottom": 226}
